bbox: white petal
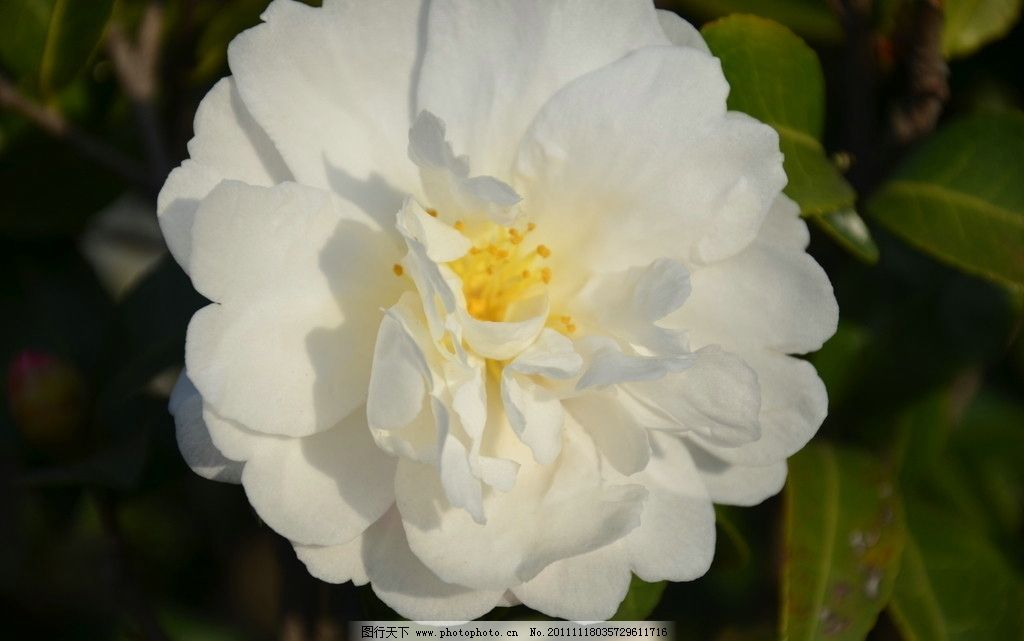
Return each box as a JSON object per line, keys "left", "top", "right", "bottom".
{"left": 623, "top": 433, "right": 716, "bottom": 582}
{"left": 657, "top": 10, "right": 711, "bottom": 53}
{"left": 755, "top": 194, "right": 810, "bottom": 251}
{"left": 507, "top": 329, "right": 582, "bottom": 380}
{"left": 513, "top": 544, "right": 632, "bottom": 622}
{"left": 408, "top": 112, "right": 521, "bottom": 225}
{"left": 689, "top": 444, "right": 787, "bottom": 506}
{"left": 692, "top": 352, "right": 828, "bottom": 466}
{"left": 625, "top": 346, "right": 761, "bottom": 446}
{"left": 515, "top": 47, "right": 784, "bottom": 270}
{"left": 457, "top": 295, "right": 548, "bottom": 361}
{"left": 396, "top": 196, "right": 473, "bottom": 263}
{"left": 185, "top": 181, "right": 403, "bottom": 437}
{"left": 169, "top": 373, "right": 243, "bottom": 483}
{"left": 436, "top": 398, "right": 486, "bottom": 524}
{"left": 396, "top": 427, "right": 646, "bottom": 590}
{"left": 294, "top": 533, "right": 369, "bottom": 586}
{"left": 501, "top": 371, "right": 565, "bottom": 465}
{"left": 226, "top": 0, "right": 424, "bottom": 223}
{"left": 668, "top": 215, "right": 838, "bottom": 355}
{"left": 576, "top": 336, "right": 693, "bottom": 391}
{"left": 573, "top": 259, "right": 691, "bottom": 356}
{"left": 241, "top": 412, "right": 396, "bottom": 546}
{"left": 202, "top": 405, "right": 263, "bottom": 462}
{"left": 157, "top": 78, "right": 290, "bottom": 269}
{"left": 564, "top": 390, "right": 651, "bottom": 476}
{"left": 417, "top": 0, "right": 668, "bottom": 179}
{"left": 364, "top": 508, "right": 505, "bottom": 622}
{"left": 367, "top": 302, "right": 433, "bottom": 432}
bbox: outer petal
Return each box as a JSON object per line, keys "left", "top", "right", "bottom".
{"left": 294, "top": 533, "right": 369, "bottom": 586}
{"left": 396, "top": 426, "right": 646, "bottom": 590}
{"left": 515, "top": 47, "right": 785, "bottom": 275}
{"left": 513, "top": 544, "right": 632, "bottom": 622}
{"left": 364, "top": 508, "right": 504, "bottom": 622}
{"left": 241, "top": 411, "right": 397, "bottom": 546}
{"left": 169, "top": 373, "right": 243, "bottom": 483}
{"left": 417, "top": 0, "right": 668, "bottom": 179}
{"left": 691, "top": 352, "right": 828, "bottom": 466}
{"left": 623, "top": 432, "right": 716, "bottom": 582}
{"left": 657, "top": 10, "right": 711, "bottom": 53}
{"left": 203, "top": 406, "right": 263, "bottom": 462}
{"left": 624, "top": 346, "right": 761, "bottom": 446}
{"left": 668, "top": 216, "right": 838, "bottom": 355}
{"left": 689, "top": 444, "right": 787, "bottom": 506}
{"left": 185, "top": 181, "right": 403, "bottom": 437}
{"left": 227, "top": 0, "right": 425, "bottom": 223}
{"left": 158, "top": 78, "right": 290, "bottom": 268}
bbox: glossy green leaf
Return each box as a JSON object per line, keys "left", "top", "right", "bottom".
{"left": 0, "top": 0, "right": 113, "bottom": 95}
{"left": 944, "top": 0, "right": 1023, "bottom": 58}
{"left": 611, "top": 575, "right": 666, "bottom": 620}
{"left": 889, "top": 500, "right": 1024, "bottom": 641}
{"left": 813, "top": 209, "right": 880, "bottom": 264}
{"left": 702, "top": 15, "right": 858, "bottom": 220}
{"left": 782, "top": 444, "right": 906, "bottom": 641}
{"left": 665, "top": 0, "right": 843, "bottom": 43}
{"left": 867, "top": 112, "right": 1024, "bottom": 287}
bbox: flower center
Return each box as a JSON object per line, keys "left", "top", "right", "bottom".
{"left": 447, "top": 222, "right": 551, "bottom": 322}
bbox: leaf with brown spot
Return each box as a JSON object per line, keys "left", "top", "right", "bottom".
{"left": 781, "top": 444, "right": 907, "bottom": 641}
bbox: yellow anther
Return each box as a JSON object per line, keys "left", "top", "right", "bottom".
{"left": 454, "top": 220, "right": 465, "bottom": 231}
{"left": 565, "top": 323, "right": 577, "bottom": 333}
{"left": 447, "top": 222, "right": 554, "bottom": 322}
{"left": 426, "top": 208, "right": 438, "bottom": 218}
{"left": 392, "top": 263, "right": 404, "bottom": 276}
{"left": 527, "top": 223, "right": 536, "bottom": 232}
{"left": 560, "top": 315, "right": 573, "bottom": 324}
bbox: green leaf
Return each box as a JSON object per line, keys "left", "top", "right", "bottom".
{"left": 665, "top": 0, "right": 844, "bottom": 43}
{"left": 38, "top": 0, "right": 115, "bottom": 95}
{"left": 702, "top": 15, "right": 862, "bottom": 231}
{"left": 611, "top": 575, "right": 667, "bottom": 620}
{"left": 889, "top": 500, "right": 1024, "bottom": 641}
{"left": 867, "top": 112, "right": 1024, "bottom": 287}
{"left": 0, "top": 0, "right": 113, "bottom": 95}
{"left": 943, "top": 0, "right": 1023, "bottom": 59}
{"left": 813, "top": 209, "right": 880, "bottom": 264}
{"left": 0, "top": 0, "right": 51, "bottom": 80}
{"left": 782, "top": 444, "right": 906, "bottom": 641}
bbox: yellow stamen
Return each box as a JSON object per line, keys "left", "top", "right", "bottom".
{"left": 447, "top": 221, "right": 555, "bottom": 322}
{"left": 392, "top": 263, "right": 404, "bottom": 276}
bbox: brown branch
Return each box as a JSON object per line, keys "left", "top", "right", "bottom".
{"left": 890, "top": 0, "right": 949, "bottom": 144}
{"left": 834, "top": 0, "right": 882, "bottom": 193}
{"left": 107, "top": 1, "right": 170, "bottom": 185}
{"left": 0, "top": 73, "right": 151, "bottom": 187}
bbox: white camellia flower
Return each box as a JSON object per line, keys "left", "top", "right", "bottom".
{"left": 163, "top": 0, "right": 838, "bottom": 621}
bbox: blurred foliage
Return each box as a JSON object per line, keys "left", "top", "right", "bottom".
{"left": 1, "top": 0, "right": 1023, "bottom": 640}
